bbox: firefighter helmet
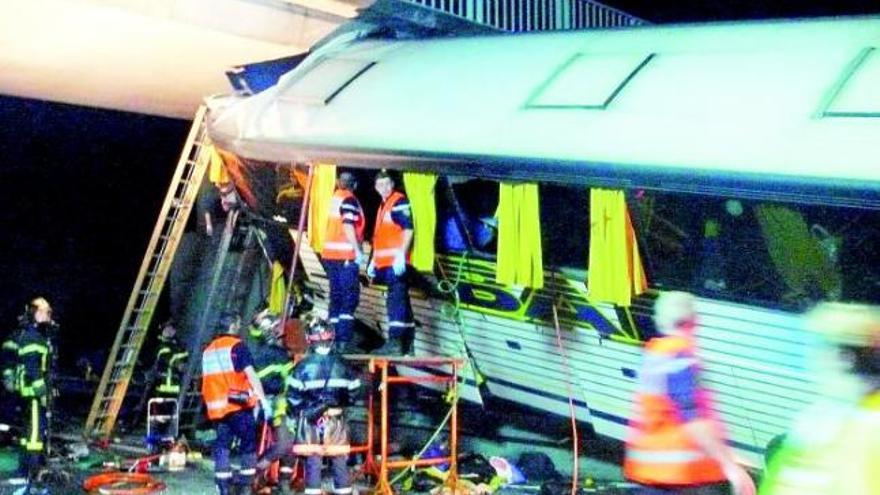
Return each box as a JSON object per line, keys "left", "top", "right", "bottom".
{"left": 305, "top": 315, "right": 335, "bottom": 344}
{"left": 250, "top": 309, "right": 282, "bottom": 341}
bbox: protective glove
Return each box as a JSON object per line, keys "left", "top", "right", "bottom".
{"left": 354, "top": 250, "right": 366, "bottom": 268}
{"left": 392, "top": 250, "right": 407, "bottom": 276}
{"left": 367, "top": 260, "right": 376, "bottom": 279}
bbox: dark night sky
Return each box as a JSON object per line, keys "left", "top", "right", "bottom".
{"left": 0, "top": 97, "right": 189, "bottom": 368}
{"left": 1, "top": 2, "right": 878, "bottom": 370}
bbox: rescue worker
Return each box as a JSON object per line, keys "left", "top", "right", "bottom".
{"left": 624, "top": 291, "right": 755, "bottom": 495}
{"left": 250, "top": 309, "right": 293, "bottom": 418}
{"left": 261, "top": 316, "right": 361, "bottom": 495}
{"left": 2, "top": 297, "right": 56, "bottom": 489}
{"left": 368, "top": 169, "right": 415, "bottom": 355}
{"left": 154, "top": 321, "right": 189, "bottom": 396}
{"left": 321, "top": 171, "right": 366, "bottom": 354}
{"left": 131, "top": 320, "right": 187, "bottom": 412}
{"left": 128, "top": 320, "right": 188, "bottom": 444}
{"left": 202, "top": 313, "right": 272, "bottom": 495}
{"left": 760, "top": 303, "right": 880, "bottom": 494}
{"left": 248, "top": 309, "right": 297, "bottom": 489}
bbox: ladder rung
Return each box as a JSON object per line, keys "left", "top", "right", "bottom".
{"left": 84, "top": 107, "right": 208, "bottom": 440}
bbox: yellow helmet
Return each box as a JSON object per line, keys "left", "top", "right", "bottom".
{"left": 30, "top": 297, "right": 51, "bottom": 312}
{"left": 805, "top": 302, "right": 880, "bottom": 348}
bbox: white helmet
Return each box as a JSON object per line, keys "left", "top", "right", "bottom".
{"left": 653, "top": 291, "right": 696, "bottom": 335}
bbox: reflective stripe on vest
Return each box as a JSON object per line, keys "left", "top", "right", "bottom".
{"left": 372, "top": 191, "right": 410, "bottom": 269}
{"left": 201, "top": 336, "right": 254, "bottom": 420}
{"left": 624, "top": 335, "right": 724, "bottom": 486}
{"left": 322, "top": 189, "right": 364, "bottom": 261}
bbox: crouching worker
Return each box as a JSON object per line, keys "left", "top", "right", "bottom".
{"left": 202, "top": 313, "right": 272, "bottom": 495}
{"left": 260, "top": 316, "right": 361, "bottom": 495}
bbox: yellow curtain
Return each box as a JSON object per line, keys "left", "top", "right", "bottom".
{"left": 403, "top": 172, "right": 438, "bottom": 273}
{"left": 268, "top": 261, "right": 286, "bottom": 314}
{"left": 207, "top": 145, "right": 230, "bottom": 185}
{"left": 587, "top": 188, "right": 647, "bottom": 306}
{"left": 496, "top": 182, "right": 544, "bottom": 289}
{"left": 754, "top": 204, "right": 840, "bottom": 301}
{"left": 307, "top": 163, "right": 337, "bottom": 253}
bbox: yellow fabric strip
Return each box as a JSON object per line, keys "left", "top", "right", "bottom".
{"left": 496, "top": 182, "right": 544, "bottom": 289}
{"left": 403, "top": 172, "right": 438, "bottom": 272}
{"left": 207, "top": 145, "right": 230, "bottom": 185}
{"left": 587, "top": 188, "right": 647, "bottom": 306}
{"left": 307, "top": 163, "right": 337, "bottom": 253}
{"left": 268, "top": 261, "right": 286, "bottom": 314}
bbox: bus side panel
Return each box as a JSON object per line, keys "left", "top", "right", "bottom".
{"left": 298, "top": 235, "right": 814, "bottom": 467}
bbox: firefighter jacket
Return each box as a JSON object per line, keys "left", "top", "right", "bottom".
{"left": 253, "top": 342, "right": 292, "bottom": 397}
{"left": 253, "top": 341, "right": 293, "bottom": 423}
{"left": 155, "top": 337, "right": 188, "bottom": 395}
{"left": 2, "top": 323, "right": 52, "bottom": 399}
{"left": 372, "top": 191, "right": 411, "bottom": 269}
{"left": 286, "top": 351, "right": 361, "bottom": 456}
{"left": 285, "top": 352, "right": 360, "bottom": 416}
{"left": 201, "top": 335, "right": 257, "bottom": 420}
{"left": 759, "top": 392, "right": 880, "bottom": 495}
{"left": 624, "top": 335, "right": 726, "bottom": 486}
{"left": 322, "top": 189, "right": 365, "bottom": 261}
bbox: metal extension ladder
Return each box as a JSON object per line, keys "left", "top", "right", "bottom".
{"left": 83, "top": 106, "right": 212, "bottom": 440}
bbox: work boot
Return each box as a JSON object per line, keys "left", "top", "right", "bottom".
{"left": 372, "top": 336, "right": 403, "bottom": 356}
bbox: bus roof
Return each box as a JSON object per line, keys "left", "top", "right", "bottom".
{"left": 209, "top": 15, "right": 880, "bottom": 207}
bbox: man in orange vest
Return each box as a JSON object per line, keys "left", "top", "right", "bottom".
{"left": 624, "top": 291, "right": 755, "bottom": 495}
{"left": 367, "top": 169, "right": 415, "bottom": 355}
{"left": 202, "top": 313, "right": 272, "bottom": 495}
{"left": 321, "top": 171, "right": 365, "bottom": 354}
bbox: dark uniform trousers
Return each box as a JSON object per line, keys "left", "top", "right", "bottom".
{"left": 214, "top": 409, "right": 258, "bottom": 493}
{"left": 375, "top": 267, "right": 415, "bottom": 340}
{"left": 325, "top": 259, "right": 360, "bottom": 344}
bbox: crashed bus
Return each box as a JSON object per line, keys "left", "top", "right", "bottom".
{"left": 204, "top": 14, "right": 880, "bottom": 468}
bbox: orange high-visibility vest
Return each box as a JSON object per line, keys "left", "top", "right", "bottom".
{"left": 372, "top": 191, "right": 411, "bottom": 269}
{"left": 624, "top": 335, "right": 726, "bottom": 486}
{"left": 201, "top": 335, "right": 256, "bottom": 420}
{"left": 322, "top": 189, "right": 365, "bottom": 261}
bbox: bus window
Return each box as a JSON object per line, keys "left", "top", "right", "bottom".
{"left": 436, "top": 177, "right": 498, "bottom": 258}
{"left": 540, "top": 184, "right": 590, "bottom": 273}
{"left": 630, "top": 191, "right": 880, "bottom": 308}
